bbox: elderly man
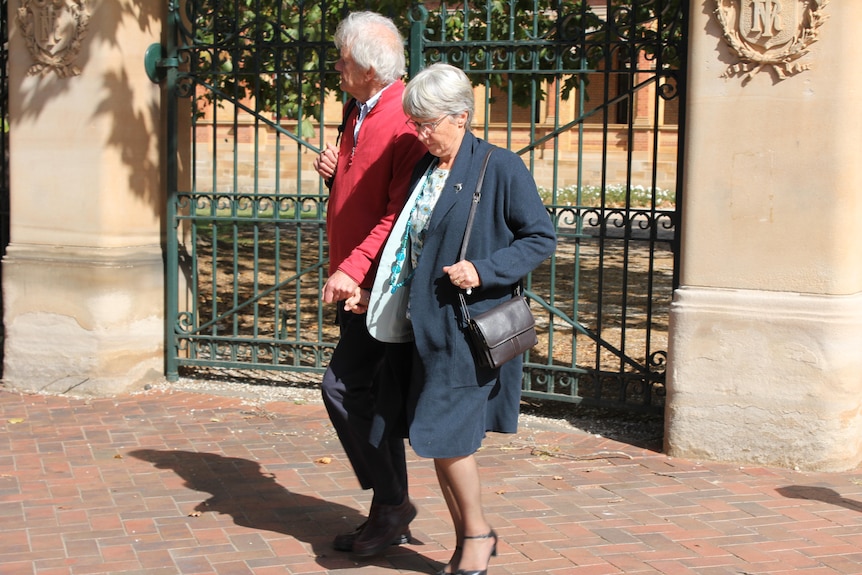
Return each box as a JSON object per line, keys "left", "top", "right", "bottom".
{"left": 312, "top": 11, "right": 426, "bottom": 557}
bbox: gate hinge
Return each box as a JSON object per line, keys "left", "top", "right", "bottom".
{"left": 144, "top": 43, "right": 178, "bottom": 84}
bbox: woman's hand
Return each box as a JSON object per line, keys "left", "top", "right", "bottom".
{"left": 443, "top": 261, "right": 480, "bottom": 293}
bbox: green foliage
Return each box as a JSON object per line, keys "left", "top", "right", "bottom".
{"left": 190, "top": 0, "right": 344, "bottom": 120}
{"left": 185, "top": 0, "right": 683, "bottom": 120}
{"left": 415, "top": 0, "right": 605, "bottom": 103}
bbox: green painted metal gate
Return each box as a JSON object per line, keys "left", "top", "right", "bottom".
{"left": 153, "top": 0, "right": 686, "bottom": 412}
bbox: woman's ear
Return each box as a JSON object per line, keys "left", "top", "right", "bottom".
{"left": 455, "top": 110, "right": 469, "bottom": 128}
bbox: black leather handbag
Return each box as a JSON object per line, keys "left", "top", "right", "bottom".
{"left": 456, "top": 150, "right": 538, "bottom": 369}
{"left": 465, "top": 293, "right": 538, "bottom": 369}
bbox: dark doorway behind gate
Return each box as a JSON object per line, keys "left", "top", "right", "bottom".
{"left": 0, "top": 0, "right": 9, "bottom": 373}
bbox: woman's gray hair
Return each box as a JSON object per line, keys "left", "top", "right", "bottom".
{"left": 335, "top": 12, "right": 406, "bottom": 85}
{"left": 403, "top": 63, "right": 475, "bottom": 130}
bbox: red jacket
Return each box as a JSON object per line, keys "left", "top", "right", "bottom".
{"left": 326, "top": 82, "right": 427, "bottom": 289}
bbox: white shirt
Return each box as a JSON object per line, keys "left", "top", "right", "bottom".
{"left": 353, "top": 83, "right": 392, "bottom": 144}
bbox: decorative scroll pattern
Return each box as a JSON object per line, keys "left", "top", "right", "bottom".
{"left": 409, "top": 0, "right": 686, "bottom": 107}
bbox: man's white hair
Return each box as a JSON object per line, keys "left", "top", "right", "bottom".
{"left": 335, "top": 12, "right": 406, "bottom": 85}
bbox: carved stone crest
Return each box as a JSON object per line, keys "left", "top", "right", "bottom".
{"left": 17, "top": 0, "right": 91, "bottom": 77}
{"left": 714, "top": 0, "right": 829, "bottom": 81}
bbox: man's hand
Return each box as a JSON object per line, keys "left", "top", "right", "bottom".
{"left": 313, "top": 143, "right": 339, "bottom": 181}
{"left": 323, "top": 269, "right": 360, "bottom": 304}
{"left": 344, "top": 288, "right": 370, "bottom": 314}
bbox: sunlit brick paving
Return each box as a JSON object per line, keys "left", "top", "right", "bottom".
{"left": 1, "top": 386, "right": 860, "bottom": 575}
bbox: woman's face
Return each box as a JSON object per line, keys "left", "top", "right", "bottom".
{"left": 409, "top": 111, "right": 468, "bottom": 161}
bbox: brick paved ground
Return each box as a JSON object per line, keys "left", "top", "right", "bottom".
{"left": 1, "top": 386, "right": 861, "bottom": 575}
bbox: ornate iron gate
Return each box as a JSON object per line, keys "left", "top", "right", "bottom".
{"left": 156, "top": 0, "right": 686, "bottom": 412}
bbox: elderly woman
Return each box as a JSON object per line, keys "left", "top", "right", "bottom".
{"left": 362, "top": 63, "right": 556, "bottom": 575}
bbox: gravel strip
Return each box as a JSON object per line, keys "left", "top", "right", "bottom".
{"left": 147, "top": 370, "right": 664, "bottom": 450}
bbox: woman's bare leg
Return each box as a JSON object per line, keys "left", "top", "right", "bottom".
{"left": 434, "top": 455, "right": 496, "bottom": 573}
{"left": 435, "top": 461, "right": 463, "bottom": 573}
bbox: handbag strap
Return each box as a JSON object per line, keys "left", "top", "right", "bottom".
{"left": 458, "top": 149, "right": 493, "bottom": 261}
{"left": 457, "top": 149, "right": 493, "bottom": 322}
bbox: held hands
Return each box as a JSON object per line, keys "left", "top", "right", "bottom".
{"left": 443, "top": 261, "right": 480, "bottom": 294}
{"left": 323, "top": 270, "right": 360, "bottom": 304}
{"left": 313, "top": 143, "right": 339, "bottom": 181}
{"left": 323, "top": 271, "right": 368, "bottom": 314}
{"left": 344, "top": 288, "right": 370, "bottom": 314}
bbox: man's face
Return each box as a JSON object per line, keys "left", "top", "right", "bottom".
{"left": 335, "top": 48, "right": 370, "bottom": 100}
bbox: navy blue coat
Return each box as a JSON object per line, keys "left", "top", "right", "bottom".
{"left": 400, "top": 133, "right": 557, "bottom": 458}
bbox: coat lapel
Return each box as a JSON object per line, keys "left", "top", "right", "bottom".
{"left": 425, "top": 134, "right": 485, "bottom": 234}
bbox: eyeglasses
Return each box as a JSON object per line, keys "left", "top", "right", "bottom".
{"left": 406, "top": 115, "right": 449, "bottom": 135}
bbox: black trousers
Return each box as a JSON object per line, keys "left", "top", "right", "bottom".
{"left": 321, "top": 308, "right": 408, "bottom": 506}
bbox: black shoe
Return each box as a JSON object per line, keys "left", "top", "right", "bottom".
{"left": 332, "top": 519, "right": 411, "bottom": 552}
{"left": 351, "top": 497, "right": 418, "bottom": 557}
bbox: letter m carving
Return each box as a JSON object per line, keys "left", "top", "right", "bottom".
{"left": 750, "top": 0, "right": 783, "bottom": 37}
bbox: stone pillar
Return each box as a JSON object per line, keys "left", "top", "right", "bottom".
{"left": 666, "top": 1, "right": 862, "bottom": 471}
{"left": 4, "top": 2, "right": 166, "bottom": 395}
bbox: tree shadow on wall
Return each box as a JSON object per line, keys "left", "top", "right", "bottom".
{"left": 12, "top": 1, "right": 165, "bottom": 218}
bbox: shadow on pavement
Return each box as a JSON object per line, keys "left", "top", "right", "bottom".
{"left": 128, "top": 449, "right": 435, "bottom": 571}
{"left": 777, "top": 485, "right": 862, "bottom": 513}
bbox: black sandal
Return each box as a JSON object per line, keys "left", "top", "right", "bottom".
{"left": 454, "top": 530, "right": 497, "bottom": 575}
